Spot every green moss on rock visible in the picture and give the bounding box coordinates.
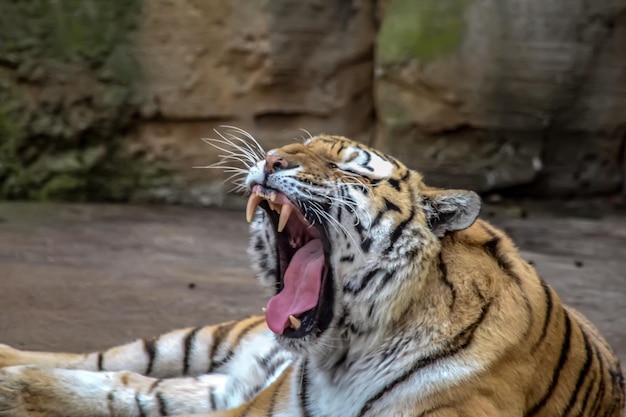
[0,0,170,201]
[378,0,469,63]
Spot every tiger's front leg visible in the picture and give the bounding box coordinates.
[0,366,229,417]
[0,316,268,378]
[0,316,290,417]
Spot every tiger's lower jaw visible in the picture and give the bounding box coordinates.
[251,194,335,340]
[269,246,335,341]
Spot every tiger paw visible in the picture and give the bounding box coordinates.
[0,366,33,417]
[0,366,74,417]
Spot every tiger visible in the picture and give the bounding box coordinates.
[0,131,623,417]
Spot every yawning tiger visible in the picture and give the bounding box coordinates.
[0,131,623,417]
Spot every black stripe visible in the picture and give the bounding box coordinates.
[97,352,104,371]
[340,255,354,262]
[386,177,401,191]
[533,279,553,352]
[383,197,401,213]
[359,298,492,417]
[561,325,593,416]
[359,148,373,171]
[332,350,349,372]
[209,318,265,372]
[267,374,288,416]
[156,392,168,417]
[239,401,255,417]
[344,269,380,295]
[336,198,343,222]
[107,390,115,417]
[481,224,533,336]
[354,219,366,238]
[135,392,147,417]
[481,224,525,284]
[258,346,286,378]
[370,198,402,230]
[482,235,522,285]
[207,321,237,373]
[361,238,372,252]
[576,374,597,417]
[234,317,265,345]
[369,211,385,230]
[383,209,415,254]
[438,253,456,308]
[210,350,235,372]
[525,310,572,417]
[589,344,607,417]
[208,386,217,410]
[183,326,202,375]
[374,271,395,293]
[148,378,163,393]
[298,360,312,417]
[379,336,411,365]
[143,337,158,376]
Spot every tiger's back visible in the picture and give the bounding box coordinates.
[431,219,625,416]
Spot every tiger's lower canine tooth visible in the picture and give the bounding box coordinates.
[277,204,293,232]
[246,194,263,223]
[288,315,301,329]
[269,202,280,212]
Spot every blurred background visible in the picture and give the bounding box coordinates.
[1,0,625,205]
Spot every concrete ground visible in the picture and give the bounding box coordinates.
[0,202,624,367]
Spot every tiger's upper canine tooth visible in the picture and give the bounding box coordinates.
[277,204,293,232]
[246,194,263,223]
[269,193,276,202]
[288,315,301,330]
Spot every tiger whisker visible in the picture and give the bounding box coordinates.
[219,125,266,157]
[203,137,258,168]
[223,131,266,162]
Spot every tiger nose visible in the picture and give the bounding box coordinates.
[265,153,289,173]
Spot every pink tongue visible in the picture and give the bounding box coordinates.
[265,239,324,334]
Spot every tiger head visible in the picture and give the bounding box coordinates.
[211,132,481,358]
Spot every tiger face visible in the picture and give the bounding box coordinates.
[242,135,481,356]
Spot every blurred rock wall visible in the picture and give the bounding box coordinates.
[0,0,624,203]
[376,0,626,196]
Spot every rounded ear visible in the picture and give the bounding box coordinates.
[422,189,481,237]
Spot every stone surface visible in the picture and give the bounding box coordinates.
[0,202,624,367]
[0,0,376,203]
[133,0,376,202]
[0,0,166,201]
[375,0,626,195]
[2,0,626,202]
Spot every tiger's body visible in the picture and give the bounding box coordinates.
[0,132,623,417]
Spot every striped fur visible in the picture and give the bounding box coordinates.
[0,134,623,417]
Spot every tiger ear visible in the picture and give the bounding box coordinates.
[422,189,481,237]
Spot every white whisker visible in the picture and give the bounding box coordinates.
[219,125,266,157]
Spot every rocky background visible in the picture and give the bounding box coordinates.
[1,0,625,204]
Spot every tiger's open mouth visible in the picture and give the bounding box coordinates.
[247,184,334,339]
